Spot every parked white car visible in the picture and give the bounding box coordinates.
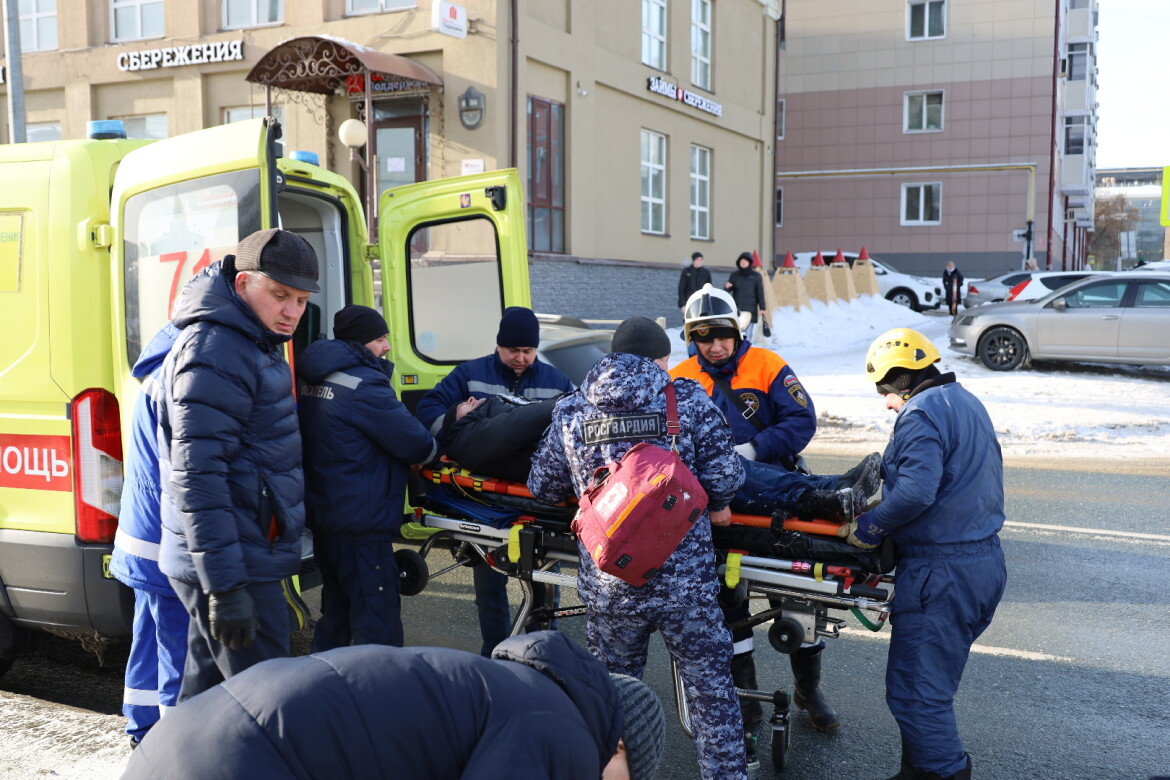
[1002,270,1105,302]
[788,251,943,311]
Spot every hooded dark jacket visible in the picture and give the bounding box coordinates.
[725,261,766,322]
[122,632,622,780]
[678,262,713,307]
[297,339,438,539]
[157,262,304,592]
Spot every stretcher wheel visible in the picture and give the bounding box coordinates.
[771,721,790,771]
[396,549,429,597]
[768,618,805,655]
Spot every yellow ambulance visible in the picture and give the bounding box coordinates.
[0,117,532,676]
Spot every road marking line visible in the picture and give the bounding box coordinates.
[839,627,1074,662]
[1003,520,1170,543]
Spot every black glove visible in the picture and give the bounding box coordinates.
[209,587,257,650]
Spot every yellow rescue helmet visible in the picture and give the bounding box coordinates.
[865,328,940,384]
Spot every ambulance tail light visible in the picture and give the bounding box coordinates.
[71,389,124,544]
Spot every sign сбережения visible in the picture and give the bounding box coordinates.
[646,76,723,117]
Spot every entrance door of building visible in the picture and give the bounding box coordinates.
[374,115,425,197]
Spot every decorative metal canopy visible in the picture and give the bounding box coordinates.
[245,35,442,95]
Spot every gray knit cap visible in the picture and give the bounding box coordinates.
[609,674,666,780]
[611,316,671,361]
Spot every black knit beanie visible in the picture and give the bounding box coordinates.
[334,305,388,344]
[877,365,941,398]
[611,316,671,360]
[496,307,540,348]
[609,674,666,780]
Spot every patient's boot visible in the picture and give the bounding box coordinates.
[790,642,840,732]
[838,451,882,501]
[792,487,861,522]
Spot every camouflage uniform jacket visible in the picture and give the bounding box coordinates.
[528,352,745,613]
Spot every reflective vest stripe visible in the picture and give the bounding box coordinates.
[114,527,160,562]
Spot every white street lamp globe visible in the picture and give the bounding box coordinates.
[339,118,368,149]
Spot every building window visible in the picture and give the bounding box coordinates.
[1068,0,1089,9]
[690,144,711,240]
[776,99,786,140]
[224,105,285,125]
[111,0,164,41]
[641,129,666,235]
[346,0,413,14]
[1064,116,1088,155]
[19,0,57,52]
[907,0,945,40]
[775,187,783,227]
[527,96,566,254]
[642,0,667,70]
[224,0,282,29]
[905,91,944,132]
[691,0,712,91]
[26,122,61,142]
[120,114,169,140]
[901,182,941,225]
[1067,42,1091,81]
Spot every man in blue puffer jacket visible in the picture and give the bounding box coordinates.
[109,323,189,747]
[122,632,666,780]
[297,305,438,650]
[157,228,319,700]
[839,328,1007,780]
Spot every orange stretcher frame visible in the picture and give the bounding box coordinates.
[416,464,847,538]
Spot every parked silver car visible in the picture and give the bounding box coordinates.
[948,273,1170,371]
[963,271,1034,307]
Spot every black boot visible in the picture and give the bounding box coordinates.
[790,642,840,732]
[730,651,764,727]
[921,754,972,780]
[792,487,861,523]
[838,452,882,501]
[883,740,916,779]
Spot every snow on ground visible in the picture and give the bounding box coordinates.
[668,295,1170,461]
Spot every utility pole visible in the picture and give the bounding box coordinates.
[2,0,26,143]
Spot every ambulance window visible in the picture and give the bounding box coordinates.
[406,216,503,363]
[122,169,261,365]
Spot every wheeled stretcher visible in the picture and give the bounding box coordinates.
[399,463,895,773]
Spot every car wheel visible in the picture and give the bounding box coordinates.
[886,288,919,311]
[978,327,1027,371]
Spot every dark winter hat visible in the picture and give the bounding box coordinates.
[334,305,388,344]
[611,316,671,360]
[233,228,320,293]
[691,251,704,261]
[736,251,754,267]
[609,674,666,780]
[496,306,540,348]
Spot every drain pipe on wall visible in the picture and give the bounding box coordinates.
[509,0,518,168]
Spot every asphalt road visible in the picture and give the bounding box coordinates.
[1,453,1168,779]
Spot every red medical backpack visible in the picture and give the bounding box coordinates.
[573,383,709,586]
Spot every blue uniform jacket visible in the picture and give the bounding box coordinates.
[157,262,306,592]
[670,340,816,465]
[855,377,1005,548]
[528,352,745,613]
[122,632,623,780]
[110,324,180,594]
[415,351,573,436]
[297,339,438,539]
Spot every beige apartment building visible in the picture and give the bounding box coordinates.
[1,0,781,277]
[774,0,1099,279]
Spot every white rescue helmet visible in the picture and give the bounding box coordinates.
[683,284,742,343]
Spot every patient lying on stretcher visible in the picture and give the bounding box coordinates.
[436,393,882,523]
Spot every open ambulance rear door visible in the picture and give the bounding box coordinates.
[376,169,531,410]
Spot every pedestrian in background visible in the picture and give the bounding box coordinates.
[158,228,319,699]
[679,251,713,313]
[297,305,438,651]
[109,323,188,748]
[724,252,766,341]
[943,260,964,316]
[840,327,1007,780]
